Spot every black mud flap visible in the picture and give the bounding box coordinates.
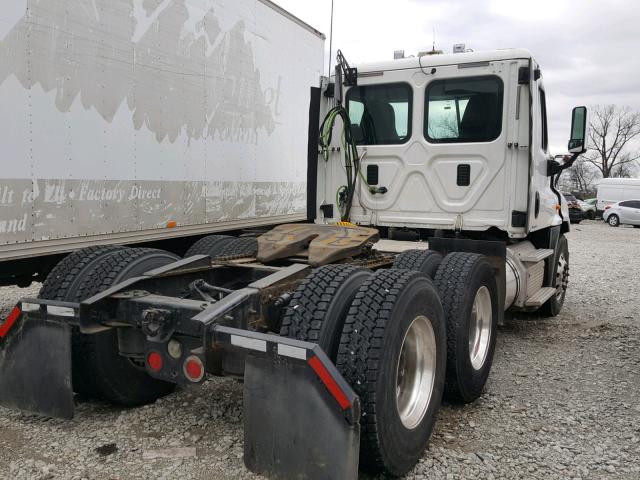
[241,343,360,479]
[244,354,360,479]
[0,306,74,419]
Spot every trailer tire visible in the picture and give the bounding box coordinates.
[71,248,181,406]
[336,269,446,476]
[539,235,569,317]
[433,252,498,404]
[393,249,443,279]
[280,264,372,360]
[184,234,235,258]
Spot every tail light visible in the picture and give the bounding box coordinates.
[183,355,205,382]
[604,205,612,210]
[147,351,164,372]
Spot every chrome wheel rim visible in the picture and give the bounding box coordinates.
[555,252,569,300]
[609,216,618,226]
[469,286,492,371]
[396,315,437,430]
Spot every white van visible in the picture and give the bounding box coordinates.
[596,178,640,212]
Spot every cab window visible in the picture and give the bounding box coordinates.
[539,88,548,151]
[425,76,503,143]
[346,83,412,145]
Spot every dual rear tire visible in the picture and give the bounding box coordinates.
[184,234,258,258]
[283,265,447,475]
[40,246,180,406]
[283,251,499,475]
[394,250,499,403]
[433,253,498,403]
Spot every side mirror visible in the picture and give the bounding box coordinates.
[568,106,588,154]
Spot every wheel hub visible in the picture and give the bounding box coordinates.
[555,253,569,300]
[468,286,492,371]
[395,315,437,430]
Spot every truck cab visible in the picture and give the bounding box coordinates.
[316,49,569,239]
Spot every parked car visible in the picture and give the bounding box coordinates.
[602,200,640,227]
[563,193,584,223]
[578,199,596,219]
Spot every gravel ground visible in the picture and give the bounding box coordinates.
[0,220,638,480]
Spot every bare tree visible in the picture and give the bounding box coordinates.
[610,154,639,178]
[584,105,640,178]
[561,157,599,197]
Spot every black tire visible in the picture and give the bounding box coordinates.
[393,249,443,279]
[39,245,129,395]
[587,211,595,220]
[539,235,569,317]
[336,269,446,476]
[280,264,372,361]
[433,252,498,404]
[70,248,180,406]
[608,214,619,227]
[212,237,258,258]
[184,234,235,257]
[39,245,127,301]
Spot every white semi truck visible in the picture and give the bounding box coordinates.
[0,2,588,479]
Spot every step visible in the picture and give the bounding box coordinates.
[525,287,557,307]
[519,249,554,263]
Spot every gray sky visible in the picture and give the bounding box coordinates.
[275,0,640,153]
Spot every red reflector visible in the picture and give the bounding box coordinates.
[183,356,204,382]
[147,351,163,372]
[308,356,351,410]
[0,306,21,338]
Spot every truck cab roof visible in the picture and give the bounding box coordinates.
[356,48,534,74]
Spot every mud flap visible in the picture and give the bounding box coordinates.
[0,309,74,419]
[243,352,360,479]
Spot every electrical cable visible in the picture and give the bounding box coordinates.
[318,105,364,221]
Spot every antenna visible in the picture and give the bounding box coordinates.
[328,0,334,77]
[432,26,436,52]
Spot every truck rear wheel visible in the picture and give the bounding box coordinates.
[539,234,569,317]
[336,269,446,476]
[39,245,127,301]
[212,237,258,258]
[70,248,180,406]
[434,252,498,404]
[184,234,235,257]
[393,249,443,279]
[280,264,372,360]
[39,245,129,395]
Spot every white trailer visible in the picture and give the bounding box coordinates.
[0,0,324,284]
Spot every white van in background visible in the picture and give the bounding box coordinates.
[596,178,640,213]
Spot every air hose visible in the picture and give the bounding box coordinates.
[319,106,375,221]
